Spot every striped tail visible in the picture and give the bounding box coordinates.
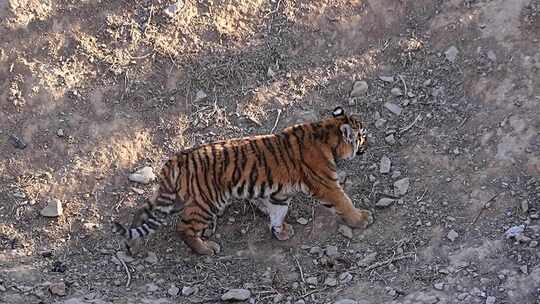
[112,207,168,240]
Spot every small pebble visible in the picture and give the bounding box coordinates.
[445,45,459,62]
[168,285,180,296]
[335,300,357,304]
[391,87,403,96]
[325,245,339,257]
[486,296,496,304]
[57,129,65,137]
[9,134,27,149]
[306,276,318,285]
[384,102,402,115]
[393,178,410,196]
[385,134,396,145]
[374,118,387,129]
[195,89,207,102]
[350,81,369,97]
[447,229,459,242]
[339,272,353,284]
[379,156,391,174]
[145,252,158,264]
[376,198,395,208]
[309,246,322,255]
[182,286,197,296]
[379,76,394,82]
[221,289,251,301]
[297,217,309,225]
[520,265,528,274]
[358,252,377,267]
[164,0,184,18]
[433,283,444,290]
[147,283,159,292]
[324,277,338,287]
[40,199,63,217]
[49,282,67,296]
[338,225,353,239]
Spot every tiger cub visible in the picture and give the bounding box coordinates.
[113,106,373,255]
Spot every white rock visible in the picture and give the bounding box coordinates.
[297,217,309,225]
[384,102,402,115]
[375,118,387,129]
[267,67,276,78]
[358,252,377,267]
[487,50,497,62]
[325,245,339,257]
[324,277,338,287]
[447,229,459,242]
[57,129,65,137]
[338,225,353,239]
[486,296,496,304]
[393,178,410,196]
[445,46,459,62]
[168,285,180,296]
[49,282,66,296]
[128,166,156,184]
[147,283,159,292]
[505,225,525,239]
[339,272,353,284]
[520,265,528,274]
[221,289,251,301]
[379,156,391,174]
[40,199,63,217]
[164,1,184,18]
[350,81,369,97]
[306,276,318,285]
[182,286,197,296]
[390,87,403,96]
[195,89,207,102]
[433,283,444,290]
[145,252,158,264]
[335,299,357,304]
[379,76,394,82]
[376,198,395,208]
[385,134,396,145]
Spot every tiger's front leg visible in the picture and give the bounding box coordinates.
[312,185,373,229]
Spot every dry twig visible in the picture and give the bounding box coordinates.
[364,254,414,272]
[470,192,501,226]
[398,74,408,96]
[399,114,421,134]
[270,109,282,133]
[294,257,305,283]
[118,256,131,288]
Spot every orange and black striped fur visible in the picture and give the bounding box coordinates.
[113,107,373,255]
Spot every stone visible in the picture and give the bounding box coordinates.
[309,246,322,255]
[445,45,459,62]
[350,81,369,97]
[221,289,251,301]
[49,282,67,296]
[40,199,63,217]
[520,265,528,274]
[393,178,410,196]
[375,118,387,129]
[521,200,529,213]
[376,198,395,208]
[182,286,197,296]
[325,245,339,257]
[168,285,180,296]
[57,129,65,137]
[384,102,402,115]
[295,300,305,304]
[338,225,353,239]
[487,50,497,62]
[164,1,184,18]
[358,252,377,267]
[505,225,525,239]
[529,241,538,247]
[273,294,284,303]
[447,229,459,242]
[391,171,401,179]
[9,134,27,149]
[339,272,353,284]
[147,283,159,292]
[423,79,433,87]
[457,293,469,300]
[433,283,444,290]
[385,134,396,145]
[267,67,276,78]
[324,277,338,287]
[379,156,391,173]
[306,276,318,285]
[128,166,156,184]
[131,187,145,194]
[297,217,309,225]
[379,76,394,83]
[486,296,496,304]
[145,252,158,264]
[195,89,207,102]
[335,300,357,304]
[390,87,403,96]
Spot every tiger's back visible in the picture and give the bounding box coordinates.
[113,107,373,255]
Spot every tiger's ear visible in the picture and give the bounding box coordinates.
[332,106,345,117]
[340,124,354,143]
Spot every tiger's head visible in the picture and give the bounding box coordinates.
[330,106,368,160]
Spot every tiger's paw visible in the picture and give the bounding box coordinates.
[271,223,294,241]
[343,209,374,229]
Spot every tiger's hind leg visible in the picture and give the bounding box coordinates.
[176,204,221,255]
[259,198,293,241]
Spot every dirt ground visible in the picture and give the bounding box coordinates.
[1,0,539,303]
